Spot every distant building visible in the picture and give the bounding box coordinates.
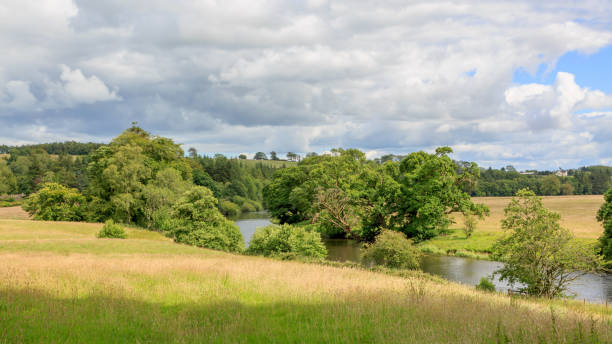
[555,168,568,177]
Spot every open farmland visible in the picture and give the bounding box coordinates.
[424,195,605,255]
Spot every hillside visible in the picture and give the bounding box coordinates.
[421,195,605,257]
[1,214,611,342]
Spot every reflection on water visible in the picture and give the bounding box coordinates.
[234,213,612,303]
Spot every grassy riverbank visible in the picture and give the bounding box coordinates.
[2,214,612,343]
[422,195,605,259]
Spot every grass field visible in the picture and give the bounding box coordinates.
[2,212,612,342]
[423,195,605,257]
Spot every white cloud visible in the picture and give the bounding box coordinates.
[0,0,612,169]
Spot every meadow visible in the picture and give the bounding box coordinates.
[423,195,605,257]
[1,207,612,343]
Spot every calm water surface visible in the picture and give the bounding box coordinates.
[234,213,612,303]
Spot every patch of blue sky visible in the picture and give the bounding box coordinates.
[513,44,612,93]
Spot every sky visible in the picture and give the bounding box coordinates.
[1,0,612,170]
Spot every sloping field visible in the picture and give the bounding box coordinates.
[1,218,612,343]
[237,158,298,168]
[426,195,605,255]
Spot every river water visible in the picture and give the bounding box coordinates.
[234,212,612,303]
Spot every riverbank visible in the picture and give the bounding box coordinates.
[2,218,612,342]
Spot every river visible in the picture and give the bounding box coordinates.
[234,212,612,304]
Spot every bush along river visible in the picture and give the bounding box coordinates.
[234,212,612,304]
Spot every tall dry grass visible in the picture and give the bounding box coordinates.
[1,218,612,342]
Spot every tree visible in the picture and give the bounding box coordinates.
[188,147,198,159]
[462,211,477,239]
[238,154,247,160]
[254,152,267,160]
[492,189,600,298]
[0,161,17,195]
[286,152,297,161]
[597,187,612,261]
[23,182,86,221]
[540,174,561,195]
[269,151,279,160]
[389,147,488,241]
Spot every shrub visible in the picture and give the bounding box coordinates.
[97,220,127,239]
[22,183,85,221]
[169,187,244,253]
[219,199,241,217]
[361,230,421,270]
[247,224,327,258]
[476,277,496,292]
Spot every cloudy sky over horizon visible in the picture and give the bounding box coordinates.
[2,0,612,170]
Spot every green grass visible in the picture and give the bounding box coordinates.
[2,218,612,343]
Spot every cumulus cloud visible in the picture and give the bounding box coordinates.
[0,0,612,169]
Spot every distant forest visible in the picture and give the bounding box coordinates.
[1,142,611,201]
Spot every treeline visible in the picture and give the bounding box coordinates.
[0,150,90,195]
[472,165,612,196]
[0,134,275,217]
[189,154,278,216]
[0,141,104,155]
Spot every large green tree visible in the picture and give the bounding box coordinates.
[492,189,600,298]
[86,126,192,226]
[388,147,488,241]
[0,161,17,195]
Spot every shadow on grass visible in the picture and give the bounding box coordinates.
[0,287,610,343]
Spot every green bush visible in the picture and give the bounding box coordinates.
[22,183,85,221]
[169,187,244,253]
[361,230,421,270]
[219,199,241,217]
[476,277,496,292]
[97,220,127,239]
[247,224,327,258]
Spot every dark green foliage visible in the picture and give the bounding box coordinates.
[390,147,488,241]
[473,165,612,196]
[264,147,487,243]
[23,183,85,221]
[361,230,421,270]
[597,188,612,260]
[97,220,127,239]
[476,277,496,292]
[0,161,17,195]
[492,189,601,298]
[0,141,103,155]
[247,224,327,258]
[166,186,244,253]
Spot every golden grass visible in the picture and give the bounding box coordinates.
[1,219,612,342]
[468,195,605,239]
[0,206,30,220]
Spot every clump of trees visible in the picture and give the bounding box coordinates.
[492,189,601,298]
[246,224,327,259]
[23,126,244,253]
[264,147,488,243]
[361,230,421,270]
